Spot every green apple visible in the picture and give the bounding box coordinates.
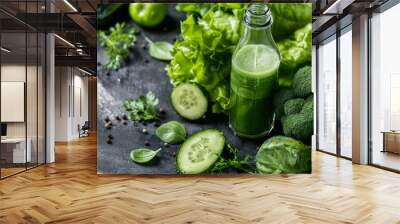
[129,3,167,28]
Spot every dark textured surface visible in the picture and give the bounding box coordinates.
[97,5,263,174]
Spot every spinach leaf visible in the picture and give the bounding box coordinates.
[130,148,161,164]
[98,22,138,71]
[122,91,159,121]
[145,37,173,61]
[155,121,186,144]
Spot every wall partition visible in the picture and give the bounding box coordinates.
[0,2,47,179]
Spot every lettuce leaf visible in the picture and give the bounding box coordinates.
[277,23,312,87]
[269,3,312,41]
[167,4,246,114]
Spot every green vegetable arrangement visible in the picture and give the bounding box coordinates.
[98,22,138,71]
[100,3,314,175]
[167,3,247,114]
[167,3,312,113]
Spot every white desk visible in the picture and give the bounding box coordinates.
[1,138,31,163]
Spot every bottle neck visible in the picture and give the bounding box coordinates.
[241,3,274,45]
[244,3,272,29]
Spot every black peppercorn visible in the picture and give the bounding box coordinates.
[144,140,150,146]
[115,116,121,121]
[159,107,166,114]
[104,116,110,123]
[122,114,128,120]
[105,122,112,129]
[106,139,113,144]
[122,121,128,125]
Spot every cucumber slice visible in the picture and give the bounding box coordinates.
[171,83,208,120]
[177,129,225,174]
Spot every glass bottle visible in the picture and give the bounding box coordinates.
[229,3,281,138]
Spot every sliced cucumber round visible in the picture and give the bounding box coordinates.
[171,83,208,120]
[177,129,225,174]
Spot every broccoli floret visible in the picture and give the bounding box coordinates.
[282,94,314,144]
[273,88,295,120]
[305,94,313,103]
[301,95,314,118]
[282,113,313,144]
[292,66,312,97]
[284,98,304,115]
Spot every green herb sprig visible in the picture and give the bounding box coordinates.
[210,144,254,173]
[98,22,138,71]
[122,91,159,122]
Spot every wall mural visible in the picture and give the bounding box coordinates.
[97,3,313,175]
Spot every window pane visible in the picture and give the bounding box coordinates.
[318,36,337,154]
[371,3,400,171]
[340,28,352,158]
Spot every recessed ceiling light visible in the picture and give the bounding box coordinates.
[54,34,75,48]
[63,0,78,12]
[78,67,92,76]
[1,47,11,53]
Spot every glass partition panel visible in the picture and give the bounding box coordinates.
[1,31,27,177]
[317,36,337,154]
[339,27,352,158]
[27,30,38,169]
[38,32,45,165]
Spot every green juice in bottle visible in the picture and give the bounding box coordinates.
[229,4,280,138]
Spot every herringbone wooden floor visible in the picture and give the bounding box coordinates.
[1,135,400,224]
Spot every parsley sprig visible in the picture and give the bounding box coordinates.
[210,144,254,173]
[98,22,138,71]
[122,91,159,122]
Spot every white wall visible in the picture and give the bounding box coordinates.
[54,67,89,141]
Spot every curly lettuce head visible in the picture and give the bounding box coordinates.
[167,4,246,114]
